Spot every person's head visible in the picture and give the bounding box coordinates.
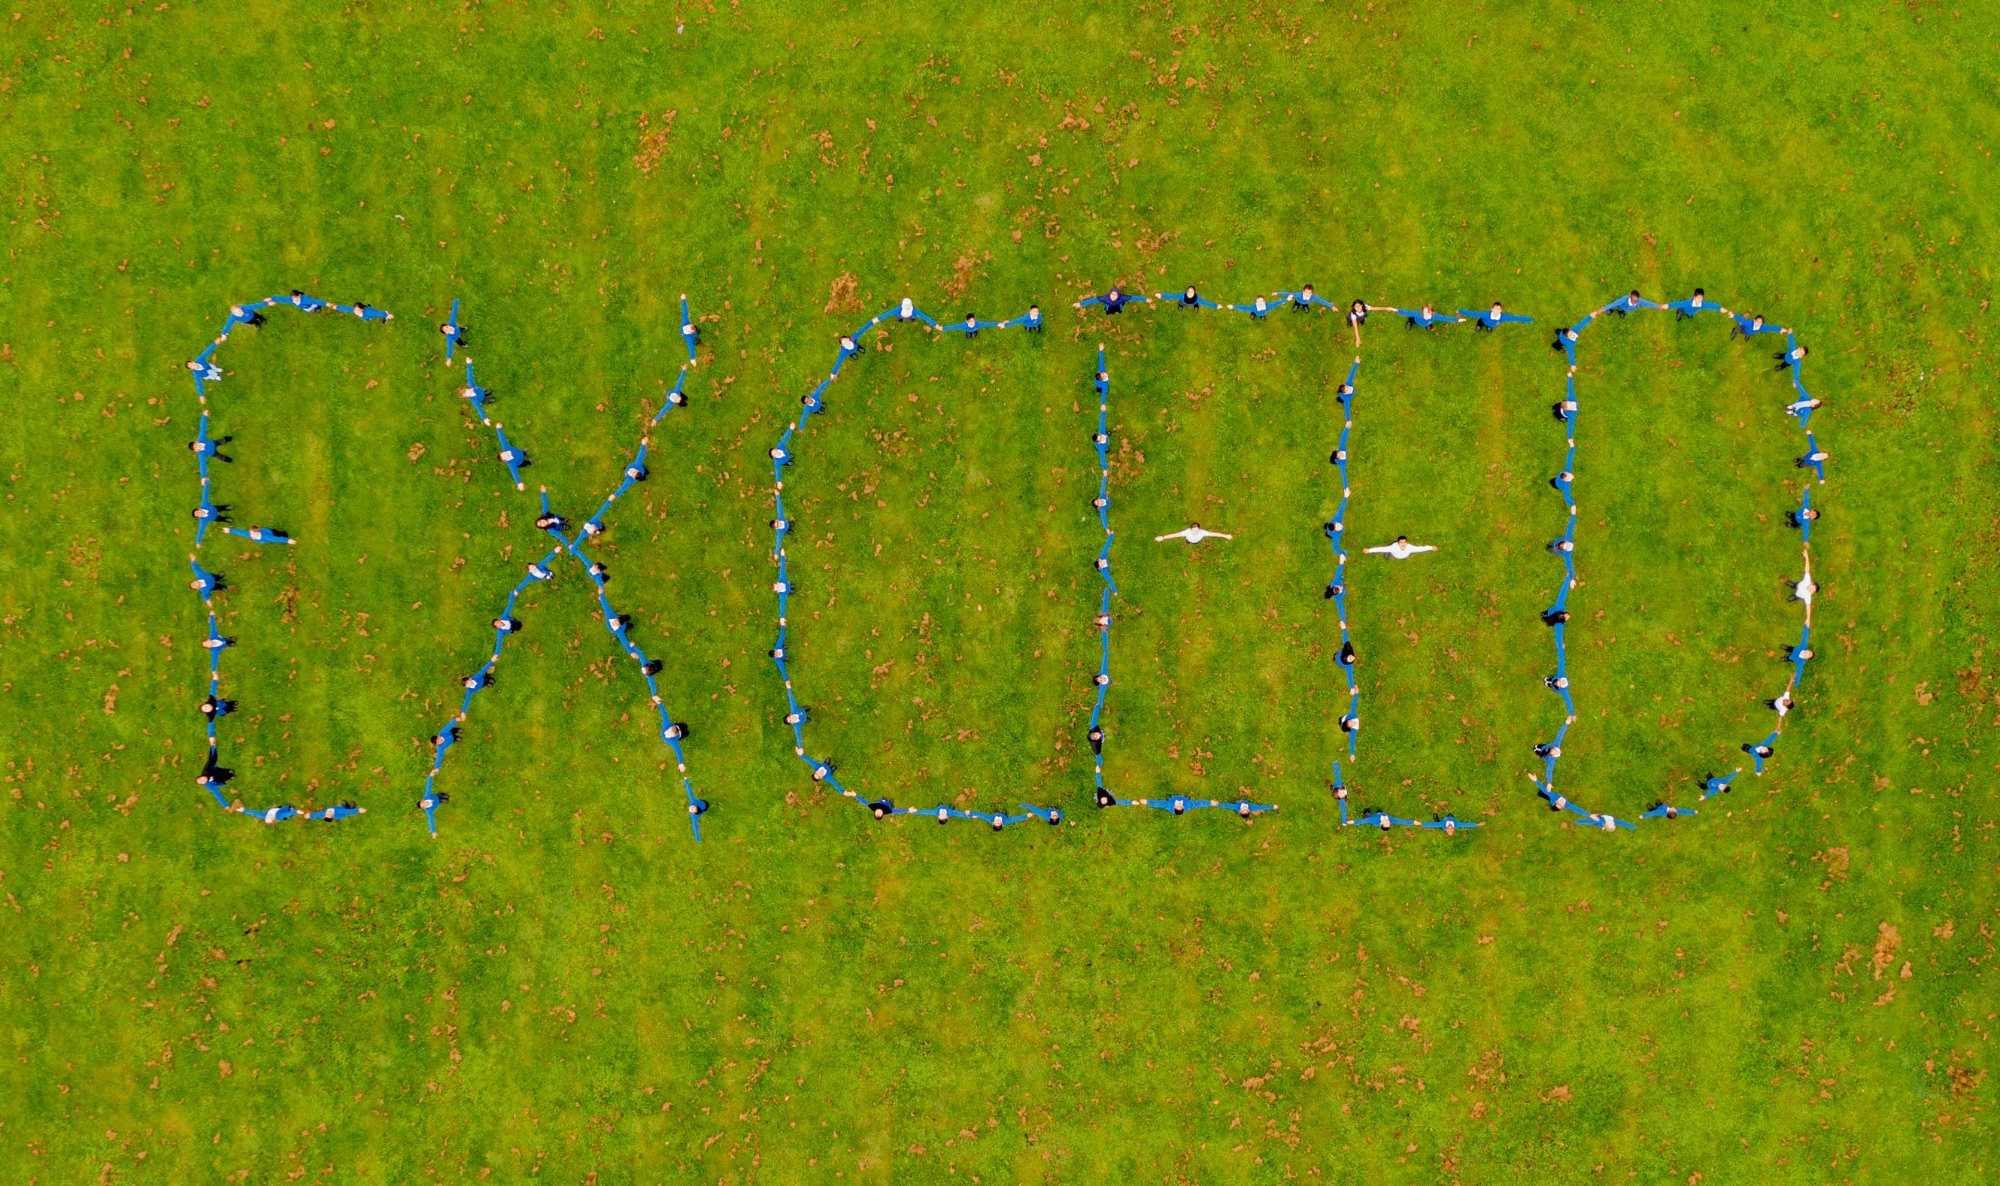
[770,447,785,459]
[1334,783,1348,800]
[1751,314,1764,327]
[1184,286,1197,300]
[1444,819,1457,835]
[1096,787,1115,807]
[989,814,1005,831]
[1089,726,1103,743]
[1628,289,1641,302]
[185,359,201,372]
[1395,535,1409,544]
[188,578,203,590]
[1172,798,1186,815]
[1796,345,1809,357]
[1092,496,1108,509]
[1189,522,1201,532]
[1421,303,1434,315]
[439,322,454,335]
[1094,673,1110,686]
[1107,286,1121,299]
[1490,302,1504,315]
[1028,303,1040,317]
[964,313,977,326]
[772,517,788,530]
[1802,508,1819,521]
[1692,287,1705,300]
[1047,808,1063,825]
[1096,370,1108,383]
[1799,647,1814,660]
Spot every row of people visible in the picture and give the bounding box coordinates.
[1322,360,1364,758]
[1074,284,1534,341]
[1085,345,1122,810]
[1330,763,1480,836]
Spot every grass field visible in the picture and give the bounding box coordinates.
[3,2,1997,1181]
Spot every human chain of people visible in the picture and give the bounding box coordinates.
[1527,290,1826,833]
[182,292,709,836]
[767,299,1067,831]
[764,286,1519,833]
[181,278,1823,840]
[1323,358,1363,760]
[418,297,708,838]
[183,293,391,826]
[1330,761,1481,835]
[1073,286,1532,830]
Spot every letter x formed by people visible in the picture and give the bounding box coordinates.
[183,292,708,839]
[424,296,709,839]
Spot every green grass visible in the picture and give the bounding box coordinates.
[2,2,1997,1181]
